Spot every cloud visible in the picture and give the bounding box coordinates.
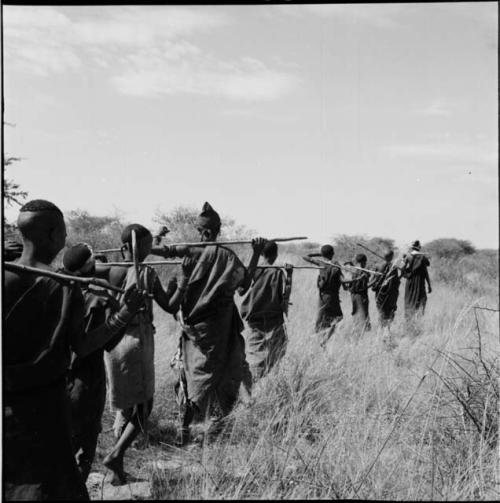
[3,6,298,101]
[274,4,406,29]
[110,50,298,101]
[72,7,230,47]
[4,7,81,75]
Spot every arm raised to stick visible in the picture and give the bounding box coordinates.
[151,257,196,315]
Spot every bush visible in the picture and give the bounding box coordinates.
[424,238,476,259]
[279,241,321,257]
[332,235,396,264]
[65,209,127,251]
[153,205,255,244]
[429,251,498,297]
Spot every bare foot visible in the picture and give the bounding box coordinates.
[103,453,127,486]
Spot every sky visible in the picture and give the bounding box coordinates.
[3,3,498,249]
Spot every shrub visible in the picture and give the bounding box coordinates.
[424,238,476,259]
[65,209,127,251]
[153,205,254,245]
[332,235,396,264]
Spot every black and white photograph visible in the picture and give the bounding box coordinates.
[2,2,499,500]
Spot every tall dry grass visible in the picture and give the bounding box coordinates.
[143,250,499,500]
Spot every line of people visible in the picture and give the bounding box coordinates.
[2,199,431,501]
[3,200,272,499]
[303,242,432,347]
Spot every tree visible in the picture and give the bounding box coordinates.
[423,238,476,259]
[3,154,28,237]
[4,156,27,207]
[332,234,396,263]
[153,205,254,243]
[65,209,126,250]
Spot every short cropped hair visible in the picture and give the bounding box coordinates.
[63,243,92,272]
[321,245,334,258]
[355,253,367,263]
[20,199,62,214]
[262,241,278,259]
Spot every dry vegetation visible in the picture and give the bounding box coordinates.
[90,240,499,500]
[32,209,497,499]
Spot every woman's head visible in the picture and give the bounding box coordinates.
[121,224,153,261]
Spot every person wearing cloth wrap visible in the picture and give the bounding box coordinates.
[401,240,432,320]
[343,253,372,332]
[62,243,146,482]
[3,200,108,500]
[153,202,265,444]
[239,241,292,381]
[95,224,187,485]
[370,250,401,329]
[303,245,343,346]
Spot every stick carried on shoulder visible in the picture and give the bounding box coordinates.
[3,261,126,294]
[163,236,308,247]
[258,264,322,270]
[102,260,183,267]
[103,261,321,270]
[96,236,308,254]
[356,243,385,261]
[306,256,384,276]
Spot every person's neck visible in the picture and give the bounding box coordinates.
[124,252,147,262]
[18,244,55,269]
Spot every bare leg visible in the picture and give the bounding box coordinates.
[103,402,151,485]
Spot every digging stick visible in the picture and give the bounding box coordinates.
[3,261,126,294]
[96,236,308,254]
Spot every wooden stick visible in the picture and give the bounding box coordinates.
[3,262,125,294]
[356,242,385,261]
[165,236,308,247]
[96,236,308,254]
[311,257,383,276]
[95,248,123,254]
[131,230,143,291]
[258,265,322,270]
[103,261,183,266]
[103,261,321,270]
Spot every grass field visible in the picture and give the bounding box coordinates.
[94,249,499,500]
